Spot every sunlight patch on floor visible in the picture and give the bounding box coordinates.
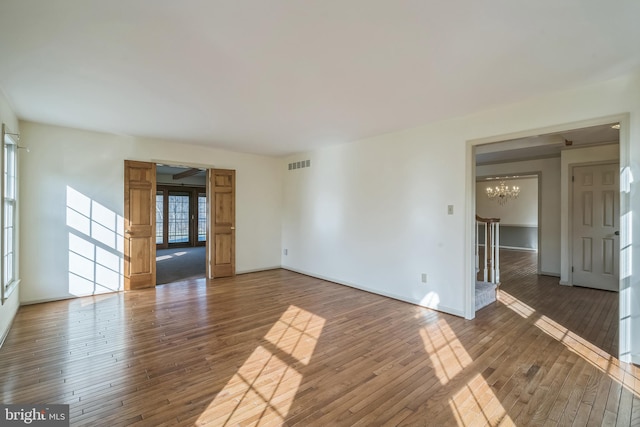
[420,319,473,384]
[499,290,535,318]
[502,290,640,398]
[196,305,325,426]
[448,374,515,426]
[156,251,188,262]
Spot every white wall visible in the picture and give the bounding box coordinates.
[0,90,19,345]
[281,71,640,365]
[283,135,467,315]
[477,159,560,275]
[476,177,538,226]
[19,121,283,303]
[560,144,620,285]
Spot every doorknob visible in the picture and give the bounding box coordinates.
[614,231,620,236]
[230,227,235,230]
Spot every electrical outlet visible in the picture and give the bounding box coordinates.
[283,248,288,256]
[421,273,427,283]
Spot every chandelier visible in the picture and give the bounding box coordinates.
[486,181,520,205]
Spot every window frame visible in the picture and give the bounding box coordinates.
[1,124,18,304]
[155,185,206,249]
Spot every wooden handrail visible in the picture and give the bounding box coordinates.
[475,214,501,223]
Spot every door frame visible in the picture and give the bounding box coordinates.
[568,160,620,289]
[465,113,630,363]
[127,160,237,286]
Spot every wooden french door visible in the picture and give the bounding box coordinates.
[571,163,619,291]
[124,160,156,290]
[207,169,236,278]
[126,162,235,285]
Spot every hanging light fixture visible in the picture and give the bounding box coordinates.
[486,180,520,205]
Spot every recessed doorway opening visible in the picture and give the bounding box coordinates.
[156,165,207,285]
[470,119,623,357]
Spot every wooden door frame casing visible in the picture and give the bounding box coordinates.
[206,170,211,280]
[568,160,620,288]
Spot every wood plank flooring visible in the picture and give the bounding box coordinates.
[1,251,638,426]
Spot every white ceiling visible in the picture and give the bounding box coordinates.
[0,1,639,157]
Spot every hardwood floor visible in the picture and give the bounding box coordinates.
[1,251,638,426]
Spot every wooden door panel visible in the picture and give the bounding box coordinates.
[215,173,232,187]
[130,238,151,275]
[130,189,151,224]
[124,160,156,290]
[208,169,235,278]
[215,234,232,264]
[215,193,234,224]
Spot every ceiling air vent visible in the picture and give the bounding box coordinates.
[288,159,311,171]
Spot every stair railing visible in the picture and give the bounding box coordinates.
[476,215,500,284]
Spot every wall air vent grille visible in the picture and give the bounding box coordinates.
[288,159,311,171]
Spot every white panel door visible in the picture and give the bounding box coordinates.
[571,163,619,291]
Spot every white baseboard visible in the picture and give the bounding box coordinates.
[22,267,284,305]
[282,266,465,318]
[539,271,561,278]
[236,266,282,275]
[477,244,537,252]
[21,293,109,306]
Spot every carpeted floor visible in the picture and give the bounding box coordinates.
[156,246,205,284]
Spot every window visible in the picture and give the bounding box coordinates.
[155,186,206,248]
[168,192,190,244]
[1,124,18,303]
[198,193,207,242]
[156,191,164,244]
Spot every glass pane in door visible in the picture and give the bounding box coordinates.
[198,194,207,242]
[156,191,164,244]
[168,192,190,244]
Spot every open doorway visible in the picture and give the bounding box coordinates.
[472,122,621,314]
[155,165,207,285]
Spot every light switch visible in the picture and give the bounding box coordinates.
[447,205,454,215]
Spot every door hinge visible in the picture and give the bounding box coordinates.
[572,176,575,182]
[571,266,574,272]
